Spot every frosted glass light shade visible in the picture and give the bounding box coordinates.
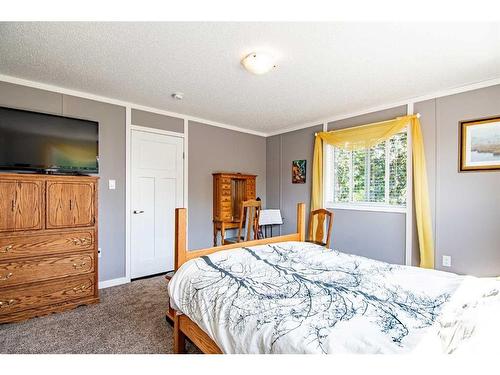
[241,52,277,75]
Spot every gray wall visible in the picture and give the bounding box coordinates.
[266,135,281,211]
[414,85,500,276]
[0,81,62,114]
[327,106,407,130]
[131,109,184,134]
[62,95,126,281]
[332,210,406,264]
[267,125,322,235]
[188,121,267,250]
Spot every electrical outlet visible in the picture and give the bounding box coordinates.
[98,247,102,258]
[108,179,116,190]
[442,255,451,267]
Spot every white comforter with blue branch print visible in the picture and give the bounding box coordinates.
[168,241,499,354]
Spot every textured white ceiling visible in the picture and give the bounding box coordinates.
[1,22,499,134]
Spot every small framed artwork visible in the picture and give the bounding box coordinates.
[460,116,500,171]
[292,160,306,183]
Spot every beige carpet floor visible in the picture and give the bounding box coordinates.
[0,276,200,354]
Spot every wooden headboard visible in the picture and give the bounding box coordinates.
[174,203,306,270]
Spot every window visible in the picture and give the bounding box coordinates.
[325,132,407,211]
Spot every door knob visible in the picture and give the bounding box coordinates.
[133,210,145,214]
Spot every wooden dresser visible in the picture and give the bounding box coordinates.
[212,172,256,246]
[0,173,99,323]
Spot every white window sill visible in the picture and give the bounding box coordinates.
[325,203,407,214]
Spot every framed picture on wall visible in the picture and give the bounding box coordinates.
[292,160,306,183]
[460,116,500,171]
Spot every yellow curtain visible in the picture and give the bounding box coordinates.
[312,115,434,268]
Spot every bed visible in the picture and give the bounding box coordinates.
[169,203,500,354]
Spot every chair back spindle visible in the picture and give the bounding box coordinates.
[225,199,261,244]
[307,208,334,248]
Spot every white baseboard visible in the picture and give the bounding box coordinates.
[98,277,130,289]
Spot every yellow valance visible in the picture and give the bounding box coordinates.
[312,115,434,269]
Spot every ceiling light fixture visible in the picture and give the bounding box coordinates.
[172,92,184,100]
[241,52,277,75]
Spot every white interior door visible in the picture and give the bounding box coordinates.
[131,129,184,279]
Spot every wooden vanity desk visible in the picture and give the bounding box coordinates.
[212,173,256,246]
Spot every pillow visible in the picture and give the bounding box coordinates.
[436,277,500,354]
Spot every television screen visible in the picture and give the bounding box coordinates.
[0,106,99,174]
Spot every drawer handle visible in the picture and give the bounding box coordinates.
[1,245,13,253]
[72,262,87,269]
[73,238,91,246]
[0,272,13,281]
[73,284,88,292]
[0,299,16,308]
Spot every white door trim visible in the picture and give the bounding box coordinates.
[125,107,132,283]
[183,119,189,247]
[125,123,187,282]
[130,124,185,138]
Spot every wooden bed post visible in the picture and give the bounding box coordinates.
[297,203,306,241]
[173,313,186,354]
[175,208,187,271]
[173,208,187,353]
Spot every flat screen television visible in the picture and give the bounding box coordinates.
[0,106,99,174]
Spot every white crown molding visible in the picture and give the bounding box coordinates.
[2,73,500,138]
[266,76,500,137]
[266,121,327,137]
[0,74,268,137]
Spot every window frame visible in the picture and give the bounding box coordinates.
[324,131,408,214]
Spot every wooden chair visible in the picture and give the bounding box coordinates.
[307,208,334,248]
[223,199,261,244]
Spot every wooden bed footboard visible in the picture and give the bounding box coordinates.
[172,202,306,354]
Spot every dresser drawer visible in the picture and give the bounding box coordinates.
[0,275,94,315]
[246,187,256,198]
[221,189,231,197]
[220,195,231,203]
[221,201,232,209]
[0,230,95,260]
[0,252,94,288]
[221,211,232,220]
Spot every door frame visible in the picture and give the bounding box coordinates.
[125,119,187,283]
